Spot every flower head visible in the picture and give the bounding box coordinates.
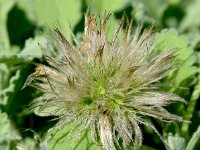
[26,13,185,150]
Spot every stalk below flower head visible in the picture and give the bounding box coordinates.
[25,13,185,150]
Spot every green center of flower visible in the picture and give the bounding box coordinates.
[82,97,93,105]
[98,86,106,95]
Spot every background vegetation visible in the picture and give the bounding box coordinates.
[0,0,200,149]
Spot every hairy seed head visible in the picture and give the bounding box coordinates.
[25,13,185,150]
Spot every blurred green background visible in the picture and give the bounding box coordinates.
[1,0,200,149]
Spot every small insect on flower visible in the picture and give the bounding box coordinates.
[25,12,186,150]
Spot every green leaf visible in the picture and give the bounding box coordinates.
[0,0,15,52]
[186,125,200,150]
[17,138,36,150]
[179,0,200,31]
[181,53,200,137]
[0,64,20,105]
[18,36,47,59]
[132,0,167,24]
[155,29,192,60]
[0,112,10,149]
[0,112,21,150]
[166,133,186,150]
[47,121,102,150]
[141,145,156,150]
[16,137,48,150]
[155,29,197,86]
[16,0,81,41]
[174,56,197,86]
[87,0,126,14]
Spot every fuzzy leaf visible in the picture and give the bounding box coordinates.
[87,0,126,14]
[16,0,81,41]
[16,137,48,150]
[0,112,21,149]
[174,56,197,86]
[0,112,10,149]
[181,53,200,136]
[155,29,192,60]
[18,36,47,59]
[186,125,200,150]
[132,0,167,22]
[179,0,200,31]
[47,121,101,150]
[155,29,197,86]
[0,0,15,52]
[0,64,20,105]
[166,133,186,150]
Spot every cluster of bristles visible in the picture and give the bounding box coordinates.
[25,13,185,150]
